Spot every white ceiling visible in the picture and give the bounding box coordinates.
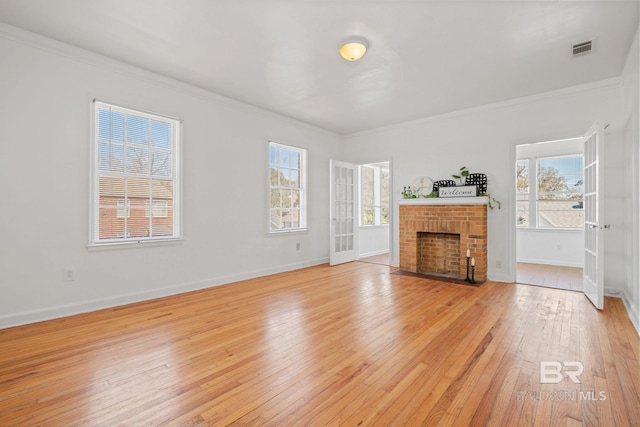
[0,0,638,135]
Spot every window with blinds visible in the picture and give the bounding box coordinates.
[90,101,181,244]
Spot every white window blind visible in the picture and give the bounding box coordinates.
[91,101,181,244]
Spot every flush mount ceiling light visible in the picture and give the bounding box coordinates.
[338,36,369,61]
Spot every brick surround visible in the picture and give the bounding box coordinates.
[399,202,487,282]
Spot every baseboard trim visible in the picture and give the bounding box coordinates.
[621,288,640,336]
[0,257,329,330]
[517,258,584,268]
[488,272,511,283]
[359,250,389,258]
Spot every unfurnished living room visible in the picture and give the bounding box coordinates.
[1,1,639,425]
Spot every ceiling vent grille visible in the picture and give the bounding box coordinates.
[572,41,592,57]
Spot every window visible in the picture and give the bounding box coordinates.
[269,141,306,233]
[537,156,584,228]
[91,101,181,244]
[516,160,529,226]
[516,155,583,229]
[360,164,389,226]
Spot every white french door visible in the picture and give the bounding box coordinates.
[583,123,605,310]
[330,160,358,265]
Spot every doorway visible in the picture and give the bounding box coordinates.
[357,161,391,266]
[515,138,585,291]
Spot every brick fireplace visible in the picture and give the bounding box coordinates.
[399,199,488,282]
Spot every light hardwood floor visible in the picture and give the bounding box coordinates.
[1,262,638,425]
[517,262,584,292]
[358,253,390,266]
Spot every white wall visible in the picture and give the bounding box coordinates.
[0,25,341,328]
[604,131,632,295]
[516,230,584,267]
[358,226,390,258]
[620,25,640,334]
[342,80,622,283]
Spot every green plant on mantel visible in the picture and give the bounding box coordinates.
[452,166,469,185]
[480,192,501,210]
[450,165,502,210]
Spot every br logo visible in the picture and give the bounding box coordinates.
[540,361,584,384]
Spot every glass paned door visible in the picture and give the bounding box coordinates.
[330,160,358,265]
[583,123,605,310]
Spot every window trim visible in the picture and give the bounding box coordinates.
[267,141,308,235]
[89,99,182,247]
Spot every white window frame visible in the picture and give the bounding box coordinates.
[268,141,307,234]
[359,164,390,227]
[90,100,182,246]
[515,159,529,227]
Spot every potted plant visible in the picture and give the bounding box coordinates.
[452,166,469,186]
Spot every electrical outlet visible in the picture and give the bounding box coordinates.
[495,260,502,269]
[63,268,75,282]
[296,243,300,251]
[556,244,562,251]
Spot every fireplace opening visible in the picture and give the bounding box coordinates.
[417,232,461,278]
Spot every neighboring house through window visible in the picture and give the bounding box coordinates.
[146,200,168,218]
[516,155,584,229]
[90,101,181,244]
[116,199,130,218]
[269,141,307,233]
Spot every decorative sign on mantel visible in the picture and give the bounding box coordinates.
[438,185,478,198]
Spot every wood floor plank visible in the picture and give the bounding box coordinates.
[0,262,638,425]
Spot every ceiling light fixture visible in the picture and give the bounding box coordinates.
[339,36,369,61]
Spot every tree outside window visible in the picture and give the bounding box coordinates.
[516,155,583,229]
[360,164,389,226]
[91,101,180,244]
[269,142,307,233]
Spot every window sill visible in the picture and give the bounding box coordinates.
[268,228,308,237]
[359,224,390,229]
[87,237,184,251]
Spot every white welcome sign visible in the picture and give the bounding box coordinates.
[438,185,477,198]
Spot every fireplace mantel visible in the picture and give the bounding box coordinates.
[399,199,488,282]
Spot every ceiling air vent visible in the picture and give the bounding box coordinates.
[572,41,592,57]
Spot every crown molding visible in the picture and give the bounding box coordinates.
[0,22,340,138]
[344,76,622,139]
